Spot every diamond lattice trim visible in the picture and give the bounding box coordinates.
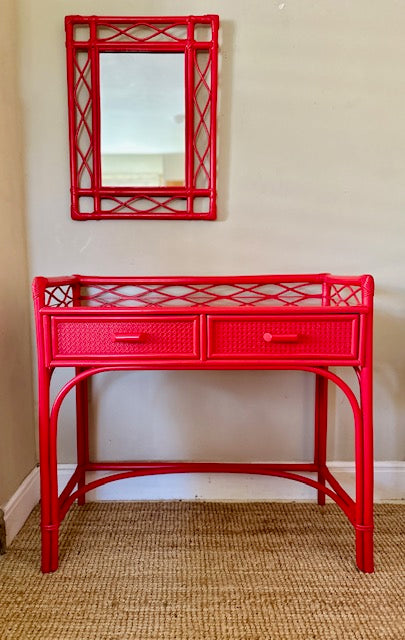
[43,281,366,309]
[329,285,363,307]
[99,196,188,215]
[78,283,324,308]
[45,286,74,308]
[73,53,93,189]
[193,50,212,188]
[96,22,188,43]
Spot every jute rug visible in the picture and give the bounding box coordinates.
[0,502,404,639]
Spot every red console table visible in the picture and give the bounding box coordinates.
[32,273,374,573]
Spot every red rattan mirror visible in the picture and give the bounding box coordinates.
[65,15,219,220]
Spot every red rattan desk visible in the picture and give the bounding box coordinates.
[33,273,374,573]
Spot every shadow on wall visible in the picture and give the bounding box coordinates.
[216,19,234,223]
[373,287,405,460]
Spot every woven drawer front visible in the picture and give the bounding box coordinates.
[207,315,359,359]
[51,316,199,359]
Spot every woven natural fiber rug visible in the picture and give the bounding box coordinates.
[0,502,404,640]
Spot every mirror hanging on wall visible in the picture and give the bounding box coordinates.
[65,14,219,220]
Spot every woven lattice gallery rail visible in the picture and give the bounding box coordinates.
[40,273,370,308]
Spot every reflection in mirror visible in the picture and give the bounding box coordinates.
[100,52,185,187]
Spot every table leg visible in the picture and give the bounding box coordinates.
[75,368,89,506]
[314,372,328,505]
[38,367,59,573]
[355,364,374,573]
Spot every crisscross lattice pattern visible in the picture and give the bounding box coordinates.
[73,52,93,190]
[329,284,363,307]
[193,50,212,190]
[96,22,188,43]
[45,286,74,308]
[79,282,324,308]
[98,196,188,216]
[43,279,366,309]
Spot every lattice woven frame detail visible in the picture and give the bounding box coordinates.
[65,15,219,220]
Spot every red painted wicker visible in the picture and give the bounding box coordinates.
[33,273,374,573]
[65,15,219,220]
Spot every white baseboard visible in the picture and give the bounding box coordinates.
[1,466,40,546]
[3,462,405,546]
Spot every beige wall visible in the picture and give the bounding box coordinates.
[0,0,36,505]
[18,1,405,467]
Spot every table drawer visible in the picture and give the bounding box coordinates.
[50,315,200,361]
[207,315,359,360]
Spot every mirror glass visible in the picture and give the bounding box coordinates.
[100,52,185,187]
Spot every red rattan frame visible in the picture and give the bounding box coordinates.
[65,15,219,220]
[32,274,374,573]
